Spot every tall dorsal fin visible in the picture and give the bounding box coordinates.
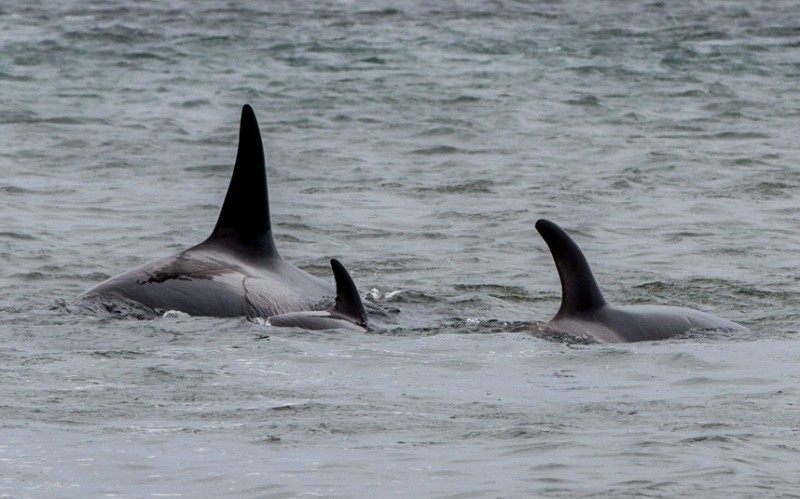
[208,104,279,257]
[331,259,367,327]
[535,219,606,316]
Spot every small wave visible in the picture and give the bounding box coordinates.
[176,98,212,109]
[0,114,111,126]
[163,310,191,319]
[64,24,162,44]
[443,95,481,104]
[0,231,35,240]
[374,289,437,305]
[414,126,465,138]
[90,350,145,359]
[356,8,402,18]
[454,283,530,301]
[359,56,386,65]
[424,179,496,194]
[707,131,771,140]
[0,184,32,194]
[563,94,602,107]
[125,51,171,61]
[0,71,34,82]
[410,145,462,155]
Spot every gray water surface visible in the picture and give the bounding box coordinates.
[2,1,800,497]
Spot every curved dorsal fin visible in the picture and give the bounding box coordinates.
[331,259,367,327]
[535,219,606,316]
[208,104,279,258]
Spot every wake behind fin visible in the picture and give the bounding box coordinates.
[331,259,367,327]
[208,104,279,257]
[535,219,606,316]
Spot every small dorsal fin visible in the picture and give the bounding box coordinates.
[208,104,279,257]
[331,259,367,327]
[535,219,606,316]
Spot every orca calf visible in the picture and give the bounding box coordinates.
[73,105,335,319]
[535,219,747,343]
[269,259,368,332]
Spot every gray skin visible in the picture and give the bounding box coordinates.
[535,219,748,343]
[72,105,335,319]
[269,259,368,332]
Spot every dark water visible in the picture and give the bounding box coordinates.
[1,0,800,496]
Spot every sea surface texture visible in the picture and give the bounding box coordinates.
[2,0,800,497]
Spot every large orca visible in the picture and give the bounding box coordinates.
[268,259,368,332]
[72,104,335,319]
[535,219,747,343]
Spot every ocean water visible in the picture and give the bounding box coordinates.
[1,0,799,496]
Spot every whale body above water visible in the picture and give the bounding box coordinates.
[73,105,335,319]
[535,219,747,343]
[269,259,368,332]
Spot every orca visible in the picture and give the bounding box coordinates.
[268,259,368,332]
[535,219,748,343]
[72,104,335,319]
